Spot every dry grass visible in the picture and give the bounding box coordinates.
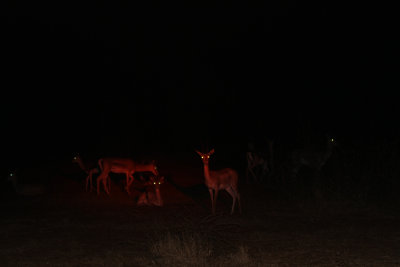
[149,231,259,267]
[150,232,212,266]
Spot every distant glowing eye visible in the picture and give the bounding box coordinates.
[331,138,334,142]
[201,156,204,159]
[158,182,161,184]
[207,156,210,158]
[153,182,156,185]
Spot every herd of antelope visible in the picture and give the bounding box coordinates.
[72,155,164,207]
[72,151,242,214]
[6,135,337,215]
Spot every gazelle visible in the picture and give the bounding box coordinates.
[72,154,110,193]
[290,135,337,179]
[196,149,241,215]
[96,157,159,195]
[246,151,269,183]
[137,175,165,207]
[7,171,46,196]
[245,138,274,183]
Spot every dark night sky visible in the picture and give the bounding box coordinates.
[1,1,398,165]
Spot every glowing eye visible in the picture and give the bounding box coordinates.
[153,182,156,185]
[331,138,334,142]
[158,182,161,184]
[201,156,204,159]
[207,156,210,158]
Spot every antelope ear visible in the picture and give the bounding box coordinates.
[195,150,202,156]
[209,148,215,155]
[159,176,165,183]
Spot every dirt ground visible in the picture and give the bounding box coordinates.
[1,154,400,266]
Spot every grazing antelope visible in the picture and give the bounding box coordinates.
[196,149,241,215]
[96,157,159,195]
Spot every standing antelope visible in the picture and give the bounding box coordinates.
[290,135,337,179]
[72,154,110,193]
[196,149,241,215]
[96,157,159,195]
[246,151,269,183]
[245,138,274,183]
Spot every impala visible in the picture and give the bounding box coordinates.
[196,149,241,215]
[96,157,159,195]
[246,151,269,183]
[72,154,110,193]
[245,138,274,183]
[137,175,165,207]
[290,135,337,179]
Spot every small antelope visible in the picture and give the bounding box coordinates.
[137,175,165,207]
[72,154,105,192]
[196,149,241,215]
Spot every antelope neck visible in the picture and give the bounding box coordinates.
[203,162,212,181]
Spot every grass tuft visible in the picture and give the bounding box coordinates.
[150,232,212,266]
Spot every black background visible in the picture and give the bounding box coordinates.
[2,1,398,167]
